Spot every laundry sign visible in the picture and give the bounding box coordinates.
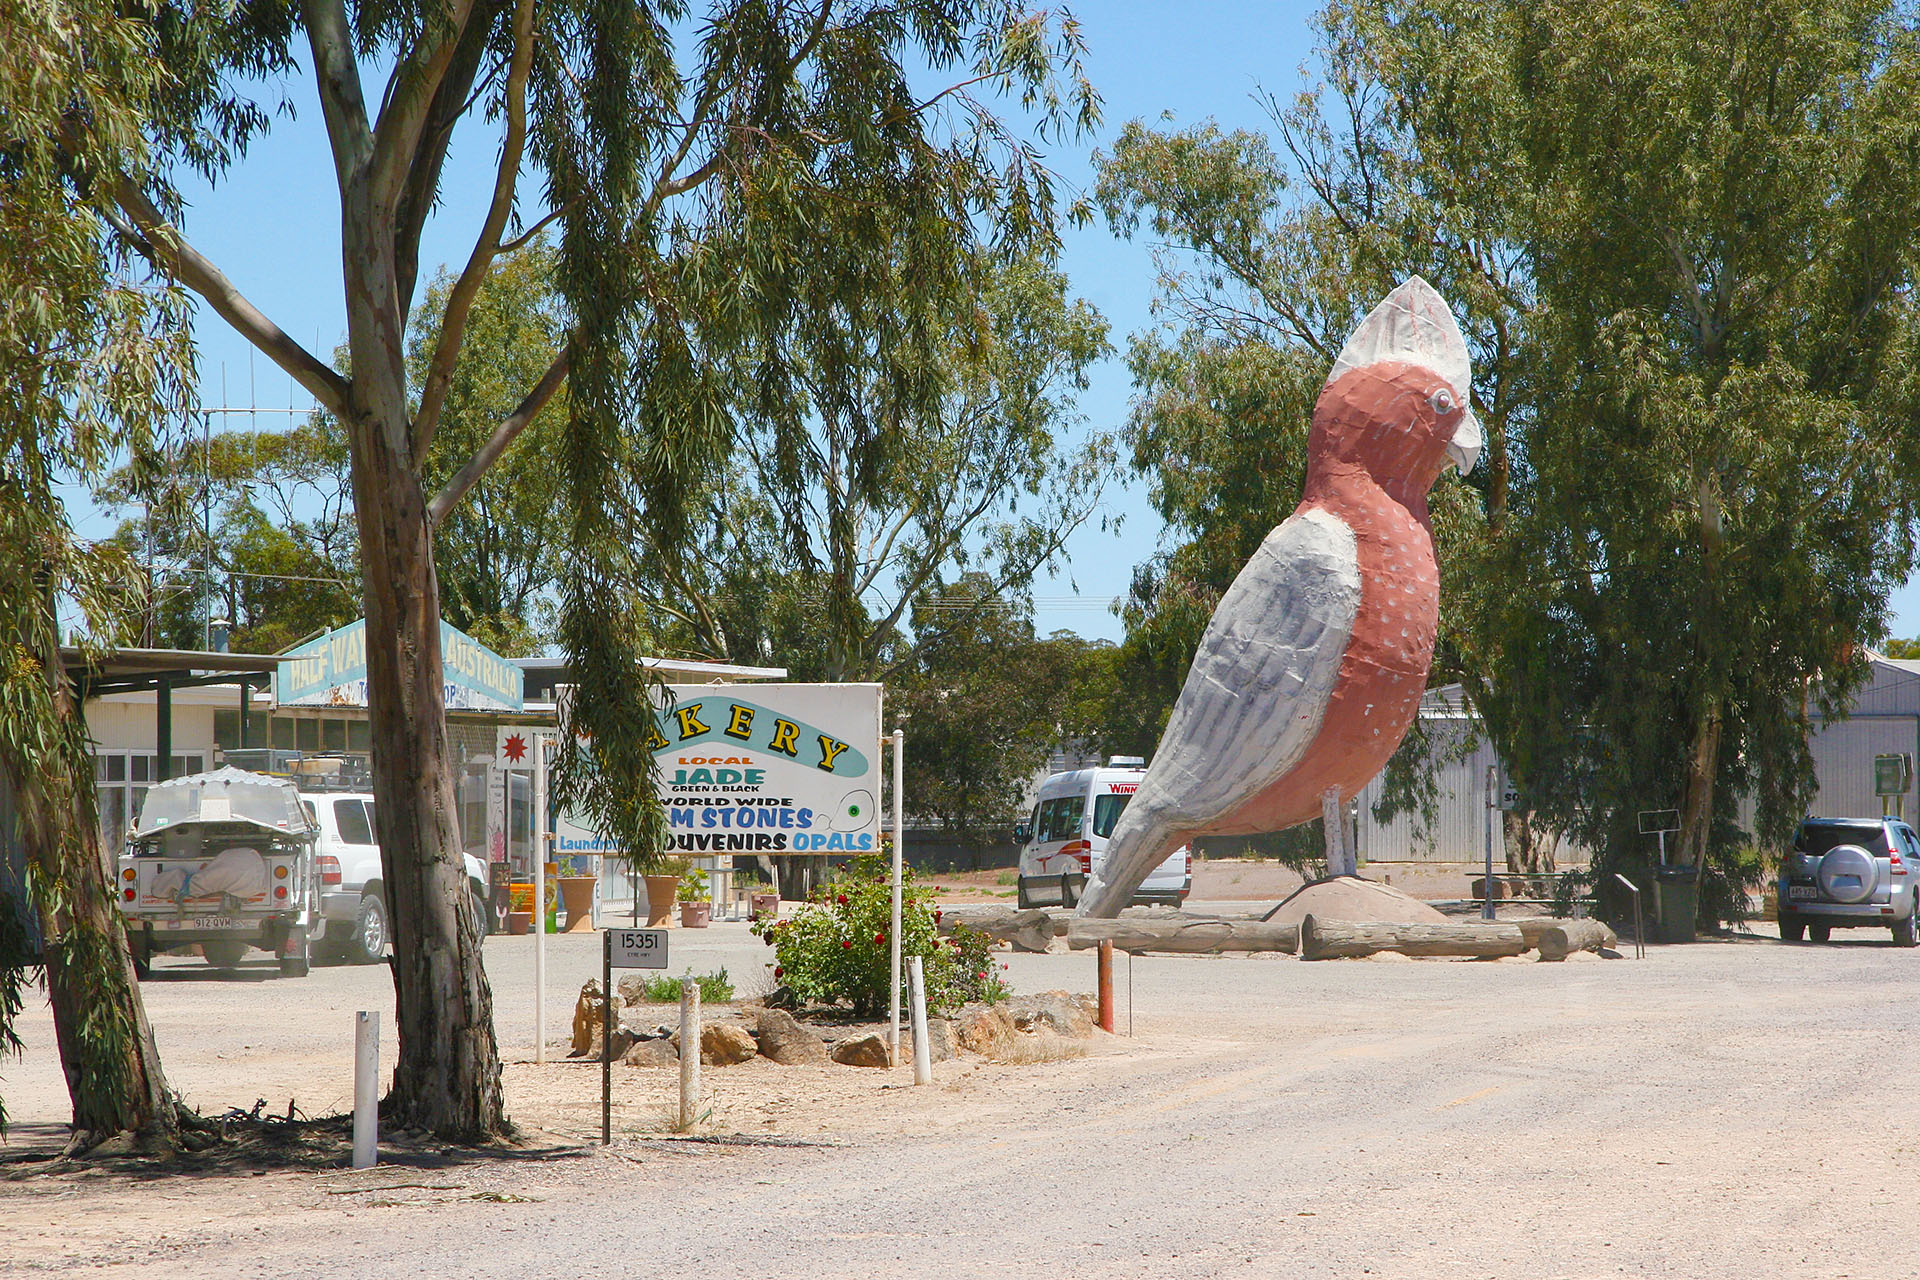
[654,683,883,856]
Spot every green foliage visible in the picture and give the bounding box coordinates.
[675,869,709,905]
[751,854,1007,1017]
[630,969,733,1005]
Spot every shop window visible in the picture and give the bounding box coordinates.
[323,718,347,751]
[272,716,296,750]
[296,718,320,751]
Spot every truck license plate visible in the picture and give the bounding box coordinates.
[1789,886,1819,899]
[161,916,242,930]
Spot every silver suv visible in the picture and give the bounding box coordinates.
[1777,817,1920,945]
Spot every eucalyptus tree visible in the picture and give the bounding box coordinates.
[0,0,204,1142]
[77,0,1094,1137]
[630,250,1113,684]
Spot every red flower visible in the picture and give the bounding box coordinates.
[836,894,848,905]
[874,932,885,945]
[934,910,943,923]
[842,939,853,950]
[975,972,986,980]
[774,966,784,978]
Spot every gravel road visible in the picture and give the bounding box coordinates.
[5,925,1919,1279]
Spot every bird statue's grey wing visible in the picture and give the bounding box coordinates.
[1077,507,1361,917]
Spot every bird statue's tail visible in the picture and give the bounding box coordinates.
[1076,795,1188,919]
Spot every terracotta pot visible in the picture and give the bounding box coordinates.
[505,911,532,936]
[750,892,781,922]
[558,875,597,933]
[679,901,712,929]
[642,875,679,928]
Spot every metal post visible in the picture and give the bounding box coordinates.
[533,733,548,1064]
[601,930,613,1144]
[678,979,701,1131]
[1097,939,1115,1033]
[1482,765,1497,921]
[1614,873,1646,960]
[352,1011,378,1169]
[908,955,931,1086]
[155,678,173,782]
[888,728,903,1066]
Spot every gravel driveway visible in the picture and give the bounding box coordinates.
[4,926,1917,1279]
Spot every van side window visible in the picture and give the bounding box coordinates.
[1091,793,1132,838]
[334,798,372,845]
[1036,796,1085,842]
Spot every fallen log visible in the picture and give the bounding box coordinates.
[1300,914,1528,961]
[1535,918,1618,961]
[937,906,1063,953]
[1066,917,1298,955]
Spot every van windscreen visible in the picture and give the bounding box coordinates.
[1092,793,1131,838]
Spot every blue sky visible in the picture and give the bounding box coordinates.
[82,1,1920,647]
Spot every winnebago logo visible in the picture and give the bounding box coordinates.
[645,696,868,777]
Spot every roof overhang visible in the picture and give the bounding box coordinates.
[63,647,285,698]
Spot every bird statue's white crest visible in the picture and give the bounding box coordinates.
[1077,277,1480,917]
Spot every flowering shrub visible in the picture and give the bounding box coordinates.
[752,854,1009,1016]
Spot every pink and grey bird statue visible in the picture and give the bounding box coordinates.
[1077,277,1481,918]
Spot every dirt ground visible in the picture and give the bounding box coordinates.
[924,856,1474,904]
[6,914,1914,1279]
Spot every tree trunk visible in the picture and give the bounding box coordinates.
[1678,698,1723,870]
[1299,914,1528,960]
[1065,916,1299,955]
[4,640,174,1144]
[1535,919,1617,961]
[1503,809,1554,875]
[349,392,505,1139]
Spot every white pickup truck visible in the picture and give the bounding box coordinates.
[117,767,320,977]
[302,788,491,964]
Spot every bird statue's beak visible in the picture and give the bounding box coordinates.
[1447,407,1482,474]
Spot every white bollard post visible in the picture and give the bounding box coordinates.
[678,978,702,1131]
[908,955,931,1086]
[352,1011,378,1169]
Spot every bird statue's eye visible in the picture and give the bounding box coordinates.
[1428,388,1456,416]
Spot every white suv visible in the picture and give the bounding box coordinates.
[301,791,491,963]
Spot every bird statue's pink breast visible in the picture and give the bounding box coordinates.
[1077,278,1481,918]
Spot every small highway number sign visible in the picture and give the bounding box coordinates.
[608,928,669,969]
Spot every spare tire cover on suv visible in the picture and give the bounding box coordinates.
[1817,843,1878,904]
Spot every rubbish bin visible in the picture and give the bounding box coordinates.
[1653,864,1699,943]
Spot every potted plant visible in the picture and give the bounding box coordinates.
[678,867,711,928]
[643,857,688,928]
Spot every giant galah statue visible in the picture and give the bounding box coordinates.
[1078,277,1481,918]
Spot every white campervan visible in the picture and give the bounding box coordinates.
[1014,757,1191,908]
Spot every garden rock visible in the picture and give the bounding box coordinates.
[569,980,606,1056]
[756,1009,830,1065]
[830,1032,892,1067]
[616,974,651,1006]
[1009,990,1096,1038]
[925,1017,955,1064]
[701,1023,759,1066]
[623,1037,679,1068]
[952,1005,1016,1054]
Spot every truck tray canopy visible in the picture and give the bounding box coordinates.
[132,766,316,839]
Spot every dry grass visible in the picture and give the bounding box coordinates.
[989,1033,1088,1066]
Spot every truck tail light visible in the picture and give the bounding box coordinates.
[1060,840,1092,873]
[121,867,136,882]
[123,888,136,901]
[1892,851,1908,876]
[274,885,288,899]
[317,855,342,886]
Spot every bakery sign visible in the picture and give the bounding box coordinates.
[651,683,883,856]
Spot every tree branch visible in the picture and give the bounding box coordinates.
[427,347,568,527]
[415,0,538,456]
[304,0,375,191]
[100,183,348,415]
[367,0,479,216]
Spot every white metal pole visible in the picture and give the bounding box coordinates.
[889,727,904,1066]
[678,979,702,1131]
[352,1011,378,1169]
[534,733,549,1063]
[908,955,931,1085]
